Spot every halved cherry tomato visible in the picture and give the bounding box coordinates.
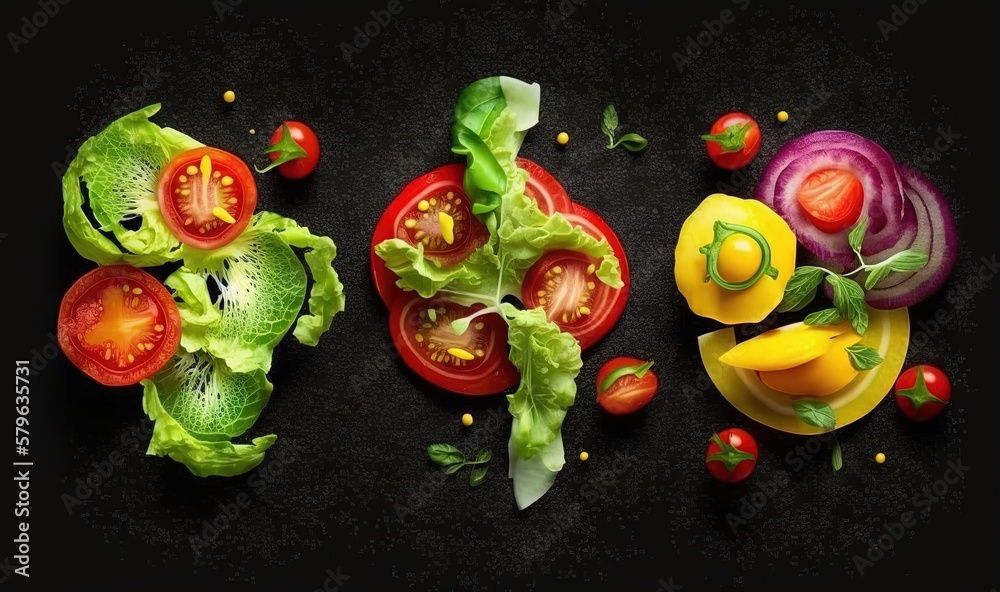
[596,356,658,415]
[795,168,865,233]
[267,121,320,180]
[157,146,257,250]
[705,427,758,483]
[389,294,518,396]
[516,157,574,216]
[371,163,491,308]
[894,364,951,421]
[521,204,630,351]
[701,112,761,170]
[57,265,181,386]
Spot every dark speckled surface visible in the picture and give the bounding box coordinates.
[5,0,998,590]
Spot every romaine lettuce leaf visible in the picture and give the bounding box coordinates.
[62,104,203,267]
[168,211,344,373]
[141,351,276,478]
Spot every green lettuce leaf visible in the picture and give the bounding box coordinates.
[374,238,501,299]
[62,103,203,266]
[503,304,581,459]
[141,351,276,477]
[167,211,343,373]
[508,425,565,510]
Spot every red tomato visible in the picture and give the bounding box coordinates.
[795,168,865,233]
[516,157,574,215]
[705,428,758,483]
[521,204,630,351]
[371,164,491,308]
[57,265,181,386]
[596,356,658,415]
[701,112,762,170]
[389,294,519,396]
[894,364,951,421]
[267,121,320,179]
[157,147,258,250]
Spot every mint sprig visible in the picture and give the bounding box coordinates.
[601,105,648,151]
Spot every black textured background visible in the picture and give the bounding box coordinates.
[4,0,999,590]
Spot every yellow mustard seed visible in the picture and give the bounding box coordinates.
[776,110,789,122]
[556,131,569,145]
[579,451,589,461]
[223,90,236,103]
[875,452,886,464]
[461,413,473,427]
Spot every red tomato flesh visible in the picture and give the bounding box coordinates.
[795,168,865,233]
[596,356,658,415]
[517,157,574,215]
[522,204,630,351]
[157,147,257,250]
[389,295,518,396]
[371,164,490,308]
[57,265,181,386]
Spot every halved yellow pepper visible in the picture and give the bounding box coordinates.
[758,330,863,396]
[718,321,850,371]
[675,194,796,324]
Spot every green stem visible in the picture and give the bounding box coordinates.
[700,122,752,153]
[700,221,779,291]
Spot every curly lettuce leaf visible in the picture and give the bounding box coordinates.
[141,352,276,478]
[374,238,501,299]
[62,103,203,266]
[168,211,343,373]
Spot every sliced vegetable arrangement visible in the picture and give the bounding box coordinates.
[372,76,629,509]
[60,104,344,477]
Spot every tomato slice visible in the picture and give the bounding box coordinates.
[389,294,518,396]
[596,356,658,415]
[795,168,865,233]
[57,265,181,386]
[521,204,630,350]
[516,157,574,215]
[157,147,258,250]
[371,164,491,308]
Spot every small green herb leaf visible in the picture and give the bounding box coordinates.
[827,275,868,335]
[254,123,308,173]
[601,104,619,143]
[469,465,488,486]
[845,344,883,371]
[778,266,828,313]
[792,399,836,429]
[427,443,465,466]
[848,216,869,253]
[474,448,492,463]
[612,133,649,152]
[803,307,844,326]
[443,463,465,475]
[831,437,843,471]
[885,250,930,272]
[864,265,893,290]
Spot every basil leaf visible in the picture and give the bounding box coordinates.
[804,307,844,326]
[443,462,466,475]
[848,216,869,253]
[614,133,649,152]
[427,443,465,466]
[845,344,884,370]
[863,264,893,290]
[601,104,618,141]
[886,250,929,272]
[792,399,836,429]
[469,465,488,487]
[827,275,868,335]
[831,438,843,471]
[474,448,492,463]
[779,266,827,312]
